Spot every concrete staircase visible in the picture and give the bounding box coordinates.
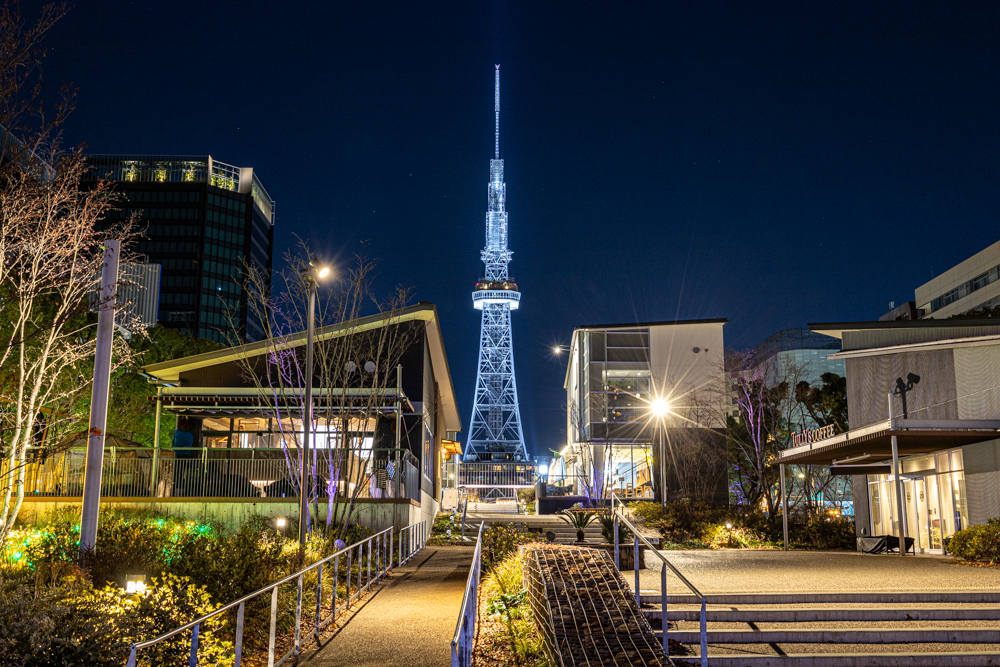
[460,512,605,544]
[638,591,1000,666]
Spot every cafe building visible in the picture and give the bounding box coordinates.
[778,319,1000,553]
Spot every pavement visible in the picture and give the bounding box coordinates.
[626,549,1000,594]
[297,545,473,667]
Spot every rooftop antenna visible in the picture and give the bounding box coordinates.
[494,64,500,159]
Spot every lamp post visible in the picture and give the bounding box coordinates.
[299,259,330,558]
[650,397,670,510]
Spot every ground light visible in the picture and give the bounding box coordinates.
[125,574,146,594]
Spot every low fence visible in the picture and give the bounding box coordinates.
[458,462,536,488]
[125,518,429,667]
[12,447,420,502]
[450,522,484,667]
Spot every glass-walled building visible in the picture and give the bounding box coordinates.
[559,319,729,504]
[85,155,275,343]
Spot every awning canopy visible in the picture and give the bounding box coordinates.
[154,386,413,418]
[778,419,1000,466]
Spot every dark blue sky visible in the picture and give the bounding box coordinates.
[45,2,1000,455]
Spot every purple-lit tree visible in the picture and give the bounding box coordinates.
[233,242,419,541]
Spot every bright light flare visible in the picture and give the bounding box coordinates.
[317,266,331,279]
[650,398,670,417]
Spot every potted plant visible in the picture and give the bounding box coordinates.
[558,509,596,542]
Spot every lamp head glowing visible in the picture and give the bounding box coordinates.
[317,266,331,279]
[650,398,670,417]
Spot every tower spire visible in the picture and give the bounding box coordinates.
[467,66,527,463]
[494,65,500,159]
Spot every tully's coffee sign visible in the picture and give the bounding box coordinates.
[792,423,837,447]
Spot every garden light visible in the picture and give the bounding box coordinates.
[125,574,146,594]
[276,517,287,528]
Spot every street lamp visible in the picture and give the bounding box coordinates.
[649,397,671,509]
[298,258,330,557]
[553,344,569,355]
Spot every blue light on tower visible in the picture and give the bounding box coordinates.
[465,65,528,462]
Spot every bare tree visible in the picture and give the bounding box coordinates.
[0,3,141,547]
[231,243,419,541]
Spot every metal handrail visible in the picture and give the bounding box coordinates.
[125,519,429,667]
[450,521,485,667]
[611,496,708,667]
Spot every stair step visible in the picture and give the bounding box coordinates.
[681,652,1000,667]
[642,607,1000,622]
[663,627,1000,644]
[638,591,1000,605]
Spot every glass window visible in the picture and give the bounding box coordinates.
[950,449,964,471]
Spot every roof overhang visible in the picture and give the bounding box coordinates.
[142,303,461,432]
[778,418,1000,466]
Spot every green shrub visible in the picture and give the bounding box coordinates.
[703,523,767,549]
[949,519,1000,563]
[791,517,856,550]
[595,511,633,544]
[480,548,545,666]
[0,572,231,667]
[481,523,538,573]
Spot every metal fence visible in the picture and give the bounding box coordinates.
[14,447,420,501]
[611,496,707,666]
[125,518,429,667]
[458,462,537,488]
[450,521,484,667]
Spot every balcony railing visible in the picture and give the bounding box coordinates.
[10,447,420,502]
[457,462,537,488]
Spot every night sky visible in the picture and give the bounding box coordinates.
[45,2,1000,456]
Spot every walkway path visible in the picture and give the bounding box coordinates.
[629,549,1000,593]
[298,545,473,667]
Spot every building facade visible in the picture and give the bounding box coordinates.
[142,303,461,527]
[86,155,275,343]
[780,319,1000,554]
[558,319,729,504]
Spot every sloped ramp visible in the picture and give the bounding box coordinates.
[523,545,668,667]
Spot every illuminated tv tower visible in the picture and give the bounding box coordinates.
[465,65,528,462]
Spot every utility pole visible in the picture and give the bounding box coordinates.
[79,240,120,562]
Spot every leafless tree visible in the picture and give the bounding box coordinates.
[231,242,419,541]
[0,2,139,547]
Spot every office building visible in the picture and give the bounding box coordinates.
[883,240,1000,320]
[86,155,275,343]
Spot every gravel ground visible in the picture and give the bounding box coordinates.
[627,549,1000,594]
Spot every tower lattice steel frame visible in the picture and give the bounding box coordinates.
[465,65,528,462]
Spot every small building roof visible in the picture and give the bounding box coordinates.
[142,302,461,432]
[572,318,728,331]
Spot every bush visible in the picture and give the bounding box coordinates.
[0,572,231,667]
[791,516,856,550]
[950,519,1000,563]
[702,523,767,549]
[481,523,538,573]
[480,548,545,666]
[630,500,728,543]
[595,511,633,544]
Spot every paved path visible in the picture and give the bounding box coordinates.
[298,546,473,667]
[628,549,1000,593]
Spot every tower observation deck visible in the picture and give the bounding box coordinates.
[465,65,528,462]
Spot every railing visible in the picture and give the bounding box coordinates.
[611,496,707,667]
[398,518,428,565]
[13,447,420,501]
[125,519,428,667]
[450,522,485,667]
[458,462,536,488]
